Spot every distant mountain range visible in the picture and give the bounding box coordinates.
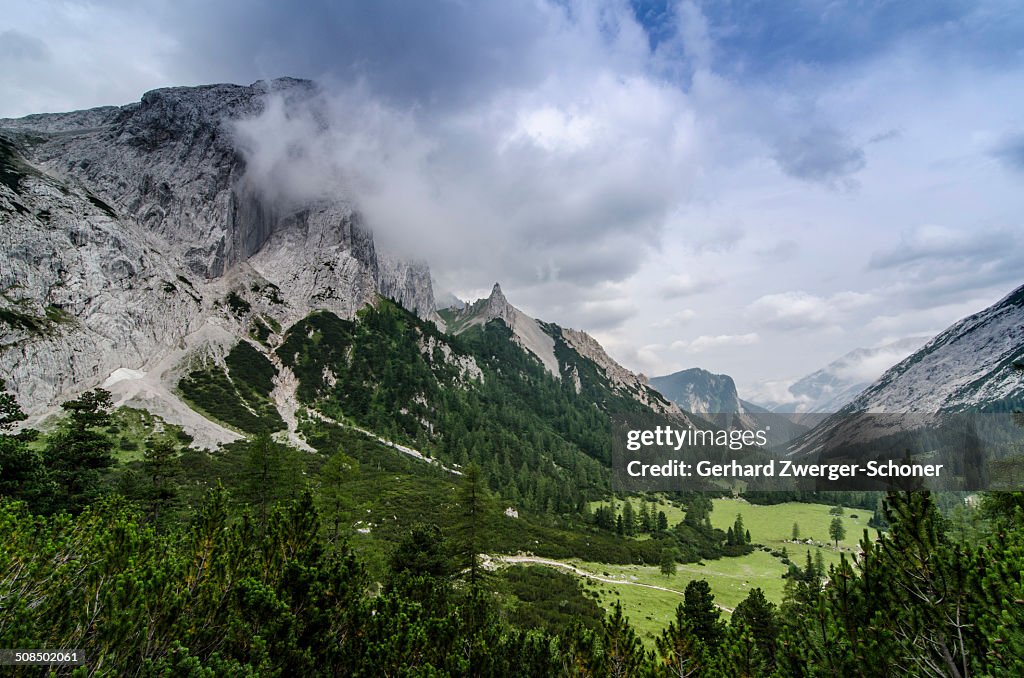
[788,284,1024,466]
[649,367,809,444]
[745,336,931,418]
[838,286,1024,414]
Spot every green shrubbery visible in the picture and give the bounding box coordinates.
[178,341,285,434]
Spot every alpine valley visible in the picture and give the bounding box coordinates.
[3,80,1024,676]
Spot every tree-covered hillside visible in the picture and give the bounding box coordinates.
[3,297,1024,676]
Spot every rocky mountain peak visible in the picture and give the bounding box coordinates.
[0,79,438,418]
[838,283,1024,414]
[649,368,742,414]
[482,282,515,324]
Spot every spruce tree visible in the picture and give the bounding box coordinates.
[660,548,677,577]
[45,388,115,513]
[829,516,846,547]
[455,462,491,593]
[622,500,636,536]
[683,579,724,649]
[654,603,707,677]
[602,602,647,678]
[639,502,651,534]
[731,587,779,670]
[142,436,180,525]
[0,381,50,511]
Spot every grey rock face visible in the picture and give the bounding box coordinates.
[1,79,438,419]
[443,282,677,414]
[649,368,743,414]
[559,326,679,415]
[376,255,442,323]
[4,81,299,279]
[443,283,560,377]
[0,134,206,409]
[840,285,1024,414]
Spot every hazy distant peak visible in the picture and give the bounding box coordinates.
[748,336,932,416]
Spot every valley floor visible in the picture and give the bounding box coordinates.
[517,498,877,644]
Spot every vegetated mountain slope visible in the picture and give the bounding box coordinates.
[750,336,930,418]
[839,285,1024,414]
[272,298,634,513]
[0,79,437,425]
[440,283,679,416]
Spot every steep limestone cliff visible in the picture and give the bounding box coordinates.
[0,79,438,425]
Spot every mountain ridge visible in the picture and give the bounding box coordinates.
[747,336,931,417]
[839,285,1024,414]
[440,283,679,415]
[1,79,438,420]
[2,79,681,449]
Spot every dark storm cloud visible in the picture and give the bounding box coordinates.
[772,126,866,186]
[153,0,568,110]
[0,30,50,62]
[992,134,1024,172]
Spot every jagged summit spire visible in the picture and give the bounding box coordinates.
[483,282,513,320]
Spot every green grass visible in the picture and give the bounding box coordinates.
[532,550,788,646]
[581,575,684,647]
[589,496,878,571]
[26,406,192,462]
[555,497,883,644]
[710,497,877,570]
[107,408,160,462]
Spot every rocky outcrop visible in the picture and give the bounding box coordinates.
[788,284,1024,460]
[0,79,438,424]
[649,368,744,414]
[0,133,206,410]
[443,283,560,377]
[376,255,442,324]
[840,284,1024,414]
[441,282,679,414]
[559,327,679,415]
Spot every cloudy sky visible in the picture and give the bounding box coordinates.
[3,1,1023,398]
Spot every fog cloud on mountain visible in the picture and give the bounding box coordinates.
[2,0,1022,388]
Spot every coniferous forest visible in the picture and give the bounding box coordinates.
[1,299,1023,676]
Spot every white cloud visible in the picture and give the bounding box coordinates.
[651,309,697,328]
[659,273,715,299]
[748,290,873,331]
[672,333,759,353]
[507,106,600,153]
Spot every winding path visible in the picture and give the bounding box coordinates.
[489,555,734,613]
